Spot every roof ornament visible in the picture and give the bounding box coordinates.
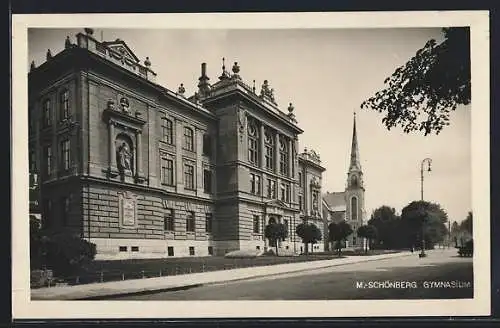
[260,80,276,104]
[177,83,186,97]
[231,61,241,80]
[46,49,53,61]
[144,56,151,68]
[252,80,256,93]
[287,102,297,123]
[30,60,36,71]
[218,57,230,81]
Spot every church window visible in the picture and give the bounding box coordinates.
[351,196,358,221]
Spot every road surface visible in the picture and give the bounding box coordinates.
[109,249,473,300]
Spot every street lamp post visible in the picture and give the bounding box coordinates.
[419,158,432,258]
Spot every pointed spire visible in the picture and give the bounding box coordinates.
[349,110,361,171]
[218,57,230,81]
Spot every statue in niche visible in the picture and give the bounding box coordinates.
[117,142,133,173]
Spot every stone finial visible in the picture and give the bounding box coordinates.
[65,36,72,49]
[46,49,53,61]
[178,83,186,97]
[84,28,94,36]
[288,102,294,113]
[144,57,151,67]
[232,61,240,78]
[252,80,256,93]
[30,60,36,71]
[218,57,230,81]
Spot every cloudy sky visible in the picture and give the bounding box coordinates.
[28,27,471,224]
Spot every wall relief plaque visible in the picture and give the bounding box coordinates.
[119,191,137,227]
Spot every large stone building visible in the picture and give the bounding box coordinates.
[28,29,327,259]
[322,113,367,250]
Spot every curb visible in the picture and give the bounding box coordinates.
[64,251,415,300]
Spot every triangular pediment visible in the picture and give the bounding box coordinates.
[265,199,288,208]
[102,39,140,63]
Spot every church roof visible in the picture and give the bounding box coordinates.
[323,191,346,212]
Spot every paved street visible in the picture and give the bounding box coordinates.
[108,249,473,300]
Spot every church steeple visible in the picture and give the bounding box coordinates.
[349,111,361,172]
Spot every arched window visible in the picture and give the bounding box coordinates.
[351,196,358,221]
[247,119,259,165]
[264,129,274,170]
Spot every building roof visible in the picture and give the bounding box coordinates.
[323,191,346,212]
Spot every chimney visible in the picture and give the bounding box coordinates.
[201,62,207,77]
[198,62,211,97]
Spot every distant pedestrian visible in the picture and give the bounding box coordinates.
[410,246,414,253]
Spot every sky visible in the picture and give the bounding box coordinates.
[28,28,472,224]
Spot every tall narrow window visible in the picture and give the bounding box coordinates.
[44,145,52,177]
[283,219,289,235]
[60,139,70,172]
[60,89,70,121]
[161,158,174,186]
[43,99,52,127]
[280,183,286,201]
[250,173,260,195]
[298,172,303,187]
[267,179,276,199]
[162,118,173,144]
[203,134,212,157]
[184,163,195,190]
[203,169,212,193]
[312,190,319,212]
[285,184,290,202]
[298,194,303,211]
[264,130,274,171]
[279,137,288,175]
[164,209,174,231]
[253,215,260,233]
[183,127,194,151]
[247,120,259,165]
[205,213,213,233]
[351,196,358,221]
[187,211,195,232]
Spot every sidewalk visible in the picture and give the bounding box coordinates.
[31,251,419,300]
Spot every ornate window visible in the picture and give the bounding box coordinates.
[203,169,212,193]
[267,178,277,199]
[351,196,358,221]
[279,137,288,176]
[264,129,274,170]
[60,139,70,172]
[164,209,175,231]
[253,215,260,233]
[59,89,70,121]
[312,190,319,212]
[161,158,174,186]
[247,120,259,165]
[42,99,52,127]
[205,213,213,233]
[43,145,52,177]
[162,118,174,145]
[184,163,195,190]
[183,127,194,151]
[298,172,303,187]
[250,173,261,195]
[186,211,195,232]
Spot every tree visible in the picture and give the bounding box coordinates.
[296,222,322,255]
[264,222,288,255]
[357,225,378,253]
[460,211,473,235]
[400,201,449,250]
[361,27,470,136]
[367,206,400,249]
[328,221,353,256]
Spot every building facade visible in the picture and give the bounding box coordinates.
[322,113,367,250]
[28,29,326,260]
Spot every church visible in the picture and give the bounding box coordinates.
[322,113,367,250]
[28,28,329,259]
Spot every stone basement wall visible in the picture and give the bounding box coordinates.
[81,183,215,259]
